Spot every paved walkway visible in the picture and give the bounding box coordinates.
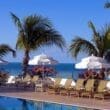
[0,91,110,110]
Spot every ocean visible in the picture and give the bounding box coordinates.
[0,63,83,80]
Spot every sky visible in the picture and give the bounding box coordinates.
[0,0,110,63]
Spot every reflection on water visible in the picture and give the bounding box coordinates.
[0,96,99,110]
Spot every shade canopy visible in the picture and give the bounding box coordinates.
[75,55,110,69]
[29,54,58,65]
[88,61,110,69]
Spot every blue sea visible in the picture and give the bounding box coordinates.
[0,63,83,80]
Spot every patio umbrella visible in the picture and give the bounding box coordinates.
[28,53,58,65]
[75,54,110,69]
[87,61,110,69]
[75,61,89,69]
[29,54,58,79]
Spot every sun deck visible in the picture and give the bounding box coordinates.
[0,91,110,110]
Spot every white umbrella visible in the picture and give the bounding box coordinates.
[75,55,110,69]
[75,55,100,69]
[88,61,110,69]
[75,61,89,69]
[28,53,58,65]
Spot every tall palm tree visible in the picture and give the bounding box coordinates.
[11,13,65,75]
[0,44,15,60]
[69,21,110,58]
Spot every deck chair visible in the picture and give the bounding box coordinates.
[15,76,22,83]
[48,78,61,94]
[49,78,61,88]
[81,79,95,98]
[22,75,31,84]
[70,78,85,97]
[31,76,39,83]
[94,80,110,99]
[60,78,74,95]
[30,75,39,88]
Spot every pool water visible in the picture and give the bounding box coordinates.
[0,96,99,110]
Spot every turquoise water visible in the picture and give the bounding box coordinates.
[0,63,83,80]
[0,96,98,110]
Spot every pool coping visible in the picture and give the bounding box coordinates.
[0,93,109,110]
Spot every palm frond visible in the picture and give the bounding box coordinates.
[13,14,65,51]
[0,44,16,57]
[88,21,104,55]
[10,12,23,31]
[88,21,98,36]
[34,29,66,50]
[101,24,110,50]
[23,14,52,30]
[69,37,98,58]
[16,35,25,49]
[88,21,100,44]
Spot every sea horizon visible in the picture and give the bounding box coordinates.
[0,62,82,80]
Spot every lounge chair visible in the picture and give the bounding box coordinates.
[22,75,31,84]
[31,76,39,83]
[15,76,22,83]
[48,78,61,94]
[81,79,95,98]
[0,76,16,89]
[70,78,85,97]
[15,75,32,89]
[59,78,67,88]
[60,78,74,95]
[94,80,110,99]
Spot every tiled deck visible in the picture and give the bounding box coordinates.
[0,91,110,110]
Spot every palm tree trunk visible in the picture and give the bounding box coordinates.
[22,50,30,76]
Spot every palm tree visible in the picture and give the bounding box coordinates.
[11,13,65,75]
[69,21,110,58]
[0,44,15,60]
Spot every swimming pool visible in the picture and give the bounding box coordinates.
[0,96,99,110]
